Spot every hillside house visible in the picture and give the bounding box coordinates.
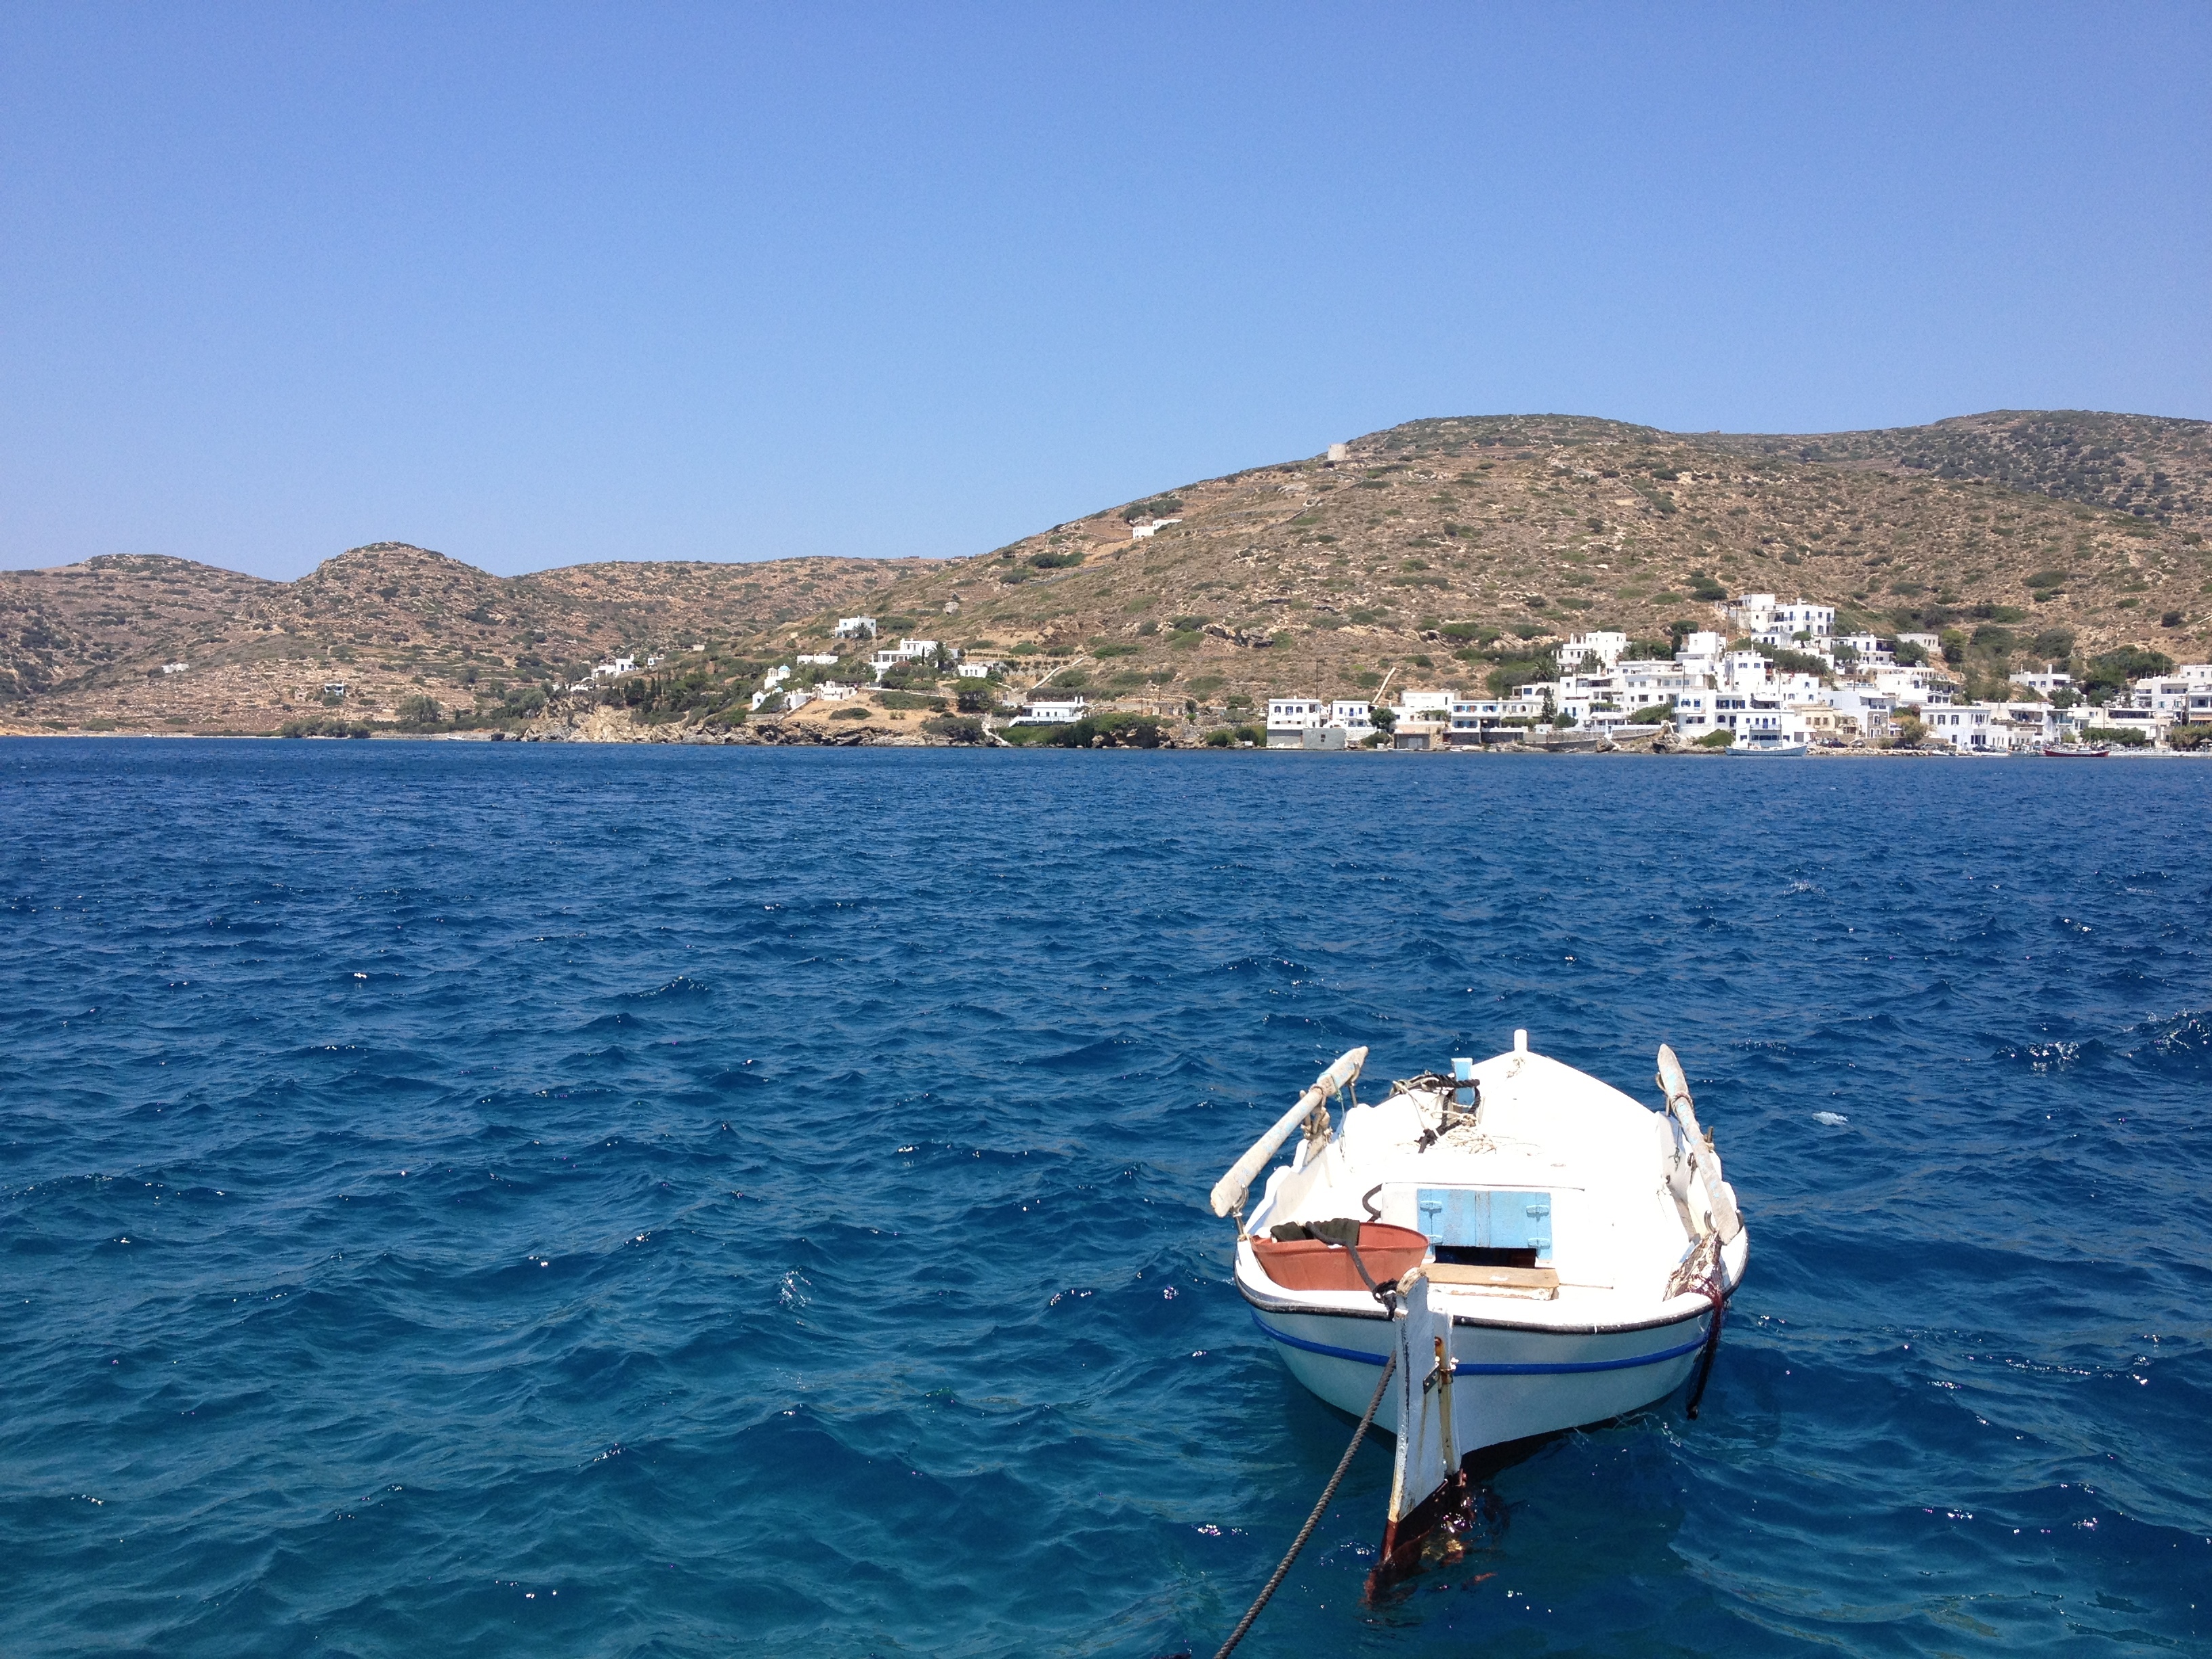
[835,617,877,639]
[1833,634,1894,664]
[1017,695,1089,724]
[869,638,947,678]
[1557,631,1629,672]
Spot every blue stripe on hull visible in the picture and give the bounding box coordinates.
[1252,1310,1706,1374]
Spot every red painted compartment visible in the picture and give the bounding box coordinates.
[1251,1223,1430,1292]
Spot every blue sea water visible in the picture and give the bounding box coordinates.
[1,740,2208,1658]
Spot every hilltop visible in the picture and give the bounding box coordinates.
[1,408,2205,734]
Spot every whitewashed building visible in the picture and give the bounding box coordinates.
[869,638,947,678]
[1919,705,2001,751]
[1557,631,1630,672]
[1763,601,1835,641]
[1820,687,1898,739]
[1717,651,1775,691]
[1723,593,1778,632]
[1017,695,1089,724]
[1267,697,1326,747]
[1832,634,1893,665]
[1327,699,1374,733]
[2009,666,2072,696]
[2128,676,2211,726]
[834,617,877,639]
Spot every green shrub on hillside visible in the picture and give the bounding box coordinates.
[1045,713,1166,748]
[2080,647,2175,700]
[280,716,371,739]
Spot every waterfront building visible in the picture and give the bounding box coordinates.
[1017,695,1089,724]
[1267,697,1326,747]
[1818,686,1898,739]
[1920,705,2002,751]
[1445,695,1545,745]
[2128,676,2211,726]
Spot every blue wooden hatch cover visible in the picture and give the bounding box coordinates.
[1414,1187,1553,1262]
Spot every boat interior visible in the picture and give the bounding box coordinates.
[1242,1040,1743,1328]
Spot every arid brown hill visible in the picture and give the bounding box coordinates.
[0,544,933,731]
[3,408,2205,733]
[782,410,2211,712]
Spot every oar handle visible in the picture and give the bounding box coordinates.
[1209,1046,1368,1218]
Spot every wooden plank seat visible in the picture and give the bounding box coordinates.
[1427,1262,1560,1296]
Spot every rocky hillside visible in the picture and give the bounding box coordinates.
[766,410,2211,713]
[1698,411,2212,529]
[3,408,2205,734]
[0,545,933,731]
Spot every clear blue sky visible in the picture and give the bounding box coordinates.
[3,3,2207,580]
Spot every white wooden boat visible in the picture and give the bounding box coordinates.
[1727,734,1808,756]
[1214,1035,1747,1464]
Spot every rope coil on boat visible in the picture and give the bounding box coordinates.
[1211,1351,1397,1659]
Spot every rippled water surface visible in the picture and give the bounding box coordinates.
[3,741,2208,1657]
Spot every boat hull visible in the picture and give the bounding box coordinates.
[1240,1286,1717,1449]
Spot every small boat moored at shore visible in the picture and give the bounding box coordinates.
[1727,733,1809,756]
[2041,741,2111,758]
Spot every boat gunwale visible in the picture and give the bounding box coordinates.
[1233,1252,1743,1337]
